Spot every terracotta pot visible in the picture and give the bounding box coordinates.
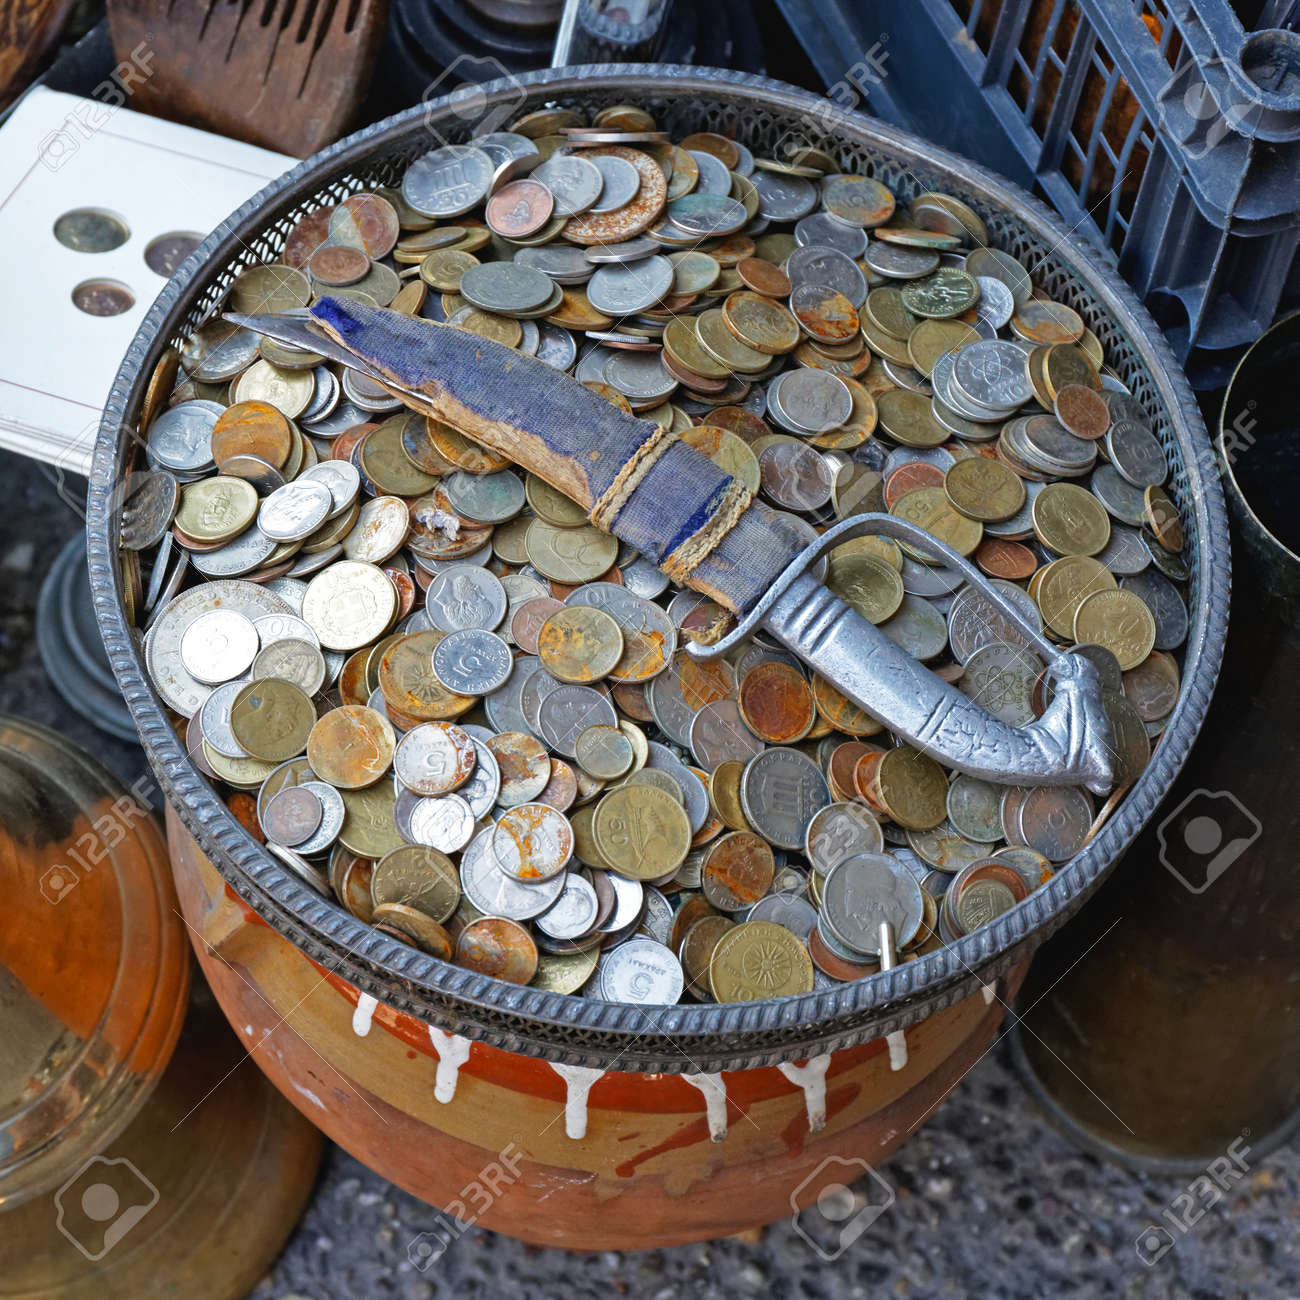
[169,804,1024,1248]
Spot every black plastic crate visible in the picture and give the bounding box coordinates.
[776,0,1300,387]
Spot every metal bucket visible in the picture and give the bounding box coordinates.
[86,66,1230,1245]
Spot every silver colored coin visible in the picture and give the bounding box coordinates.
[641,886,673,942]
[252,613,318,647]
[588,154,641,211]
[475,131,539,169]
[1096,523,1151,576]
[402,144,495,217]
[537,685,618,757]
[533,154,604,216]
[536,321,579,370]
[821,853,924,956]
[1019,785,1093,862]
[619,553,670,600]
[945,774,1005,843]
[688,698,762,771]
[493,802,573,881]
[739,746,829,851]
[603,349,677,402]
[520,666,568,734]
[120,472,180,550]
[992,846,1052,894]
[408,793,476,853]
[514,243,594,283]
[758,442,833,512]
[747,891,818,939]
[147,401,219,472]
[786,245,868,308]
[425,565,507,632]
[293,781,345,855]
[1106,419,1168,488]
[393,722,473,796]
[958,643,1043,726]
[645,742,708,833]
[535,873,600,939]
[947,580,1041,664]
[769,368,852,433]
[974,276,1015,329]
[485,653,540,736]
[300,365,340,423]
[794,212,867,257]
[584,236,660,264]
[460,739,501,819]
[258,481,333,541]
[459,827,565,919]
[197,679,250,758]
[432,628,513,694]
[965,246,1033,304]
[689,149,734,196]
[804,802,884,874]
[251,637,327,695]
[179,609,259,684]
[596,872,645,931]
[1121,570,1188,650]
[598,937,683,1004]
[1090,464,1148,527]
[443,469,526,523]
[666,194,748,237]
[898,555,965,598]
[879,594,949,661]
[459,261,555,314]
[586,255,674,316]
[302,398,369,436]
[191,526,278,578]
[750,169,818,221]
[299,459,361,515]
[952,340,1033,410]
[863,241,940,279]
[266,844,330,895]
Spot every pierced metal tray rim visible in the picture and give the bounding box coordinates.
[86,64,1230,1073]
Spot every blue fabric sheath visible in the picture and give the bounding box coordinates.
[310,297,809,614]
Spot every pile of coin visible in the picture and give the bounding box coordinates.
[122,103,1190,1006]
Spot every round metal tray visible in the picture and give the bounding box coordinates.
[87,65,1230,1072]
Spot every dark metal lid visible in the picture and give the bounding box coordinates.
[85,66,1230,1071]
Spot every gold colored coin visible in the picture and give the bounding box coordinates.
[1144,486,1184,552]
[525,519,619,583]
[230,358,314,419]
[546,289,613,331]
[379,631,475,721]
[531,947,601,993]
[890,485,984,557]
[708,921,814,1002]
[451,309,523,348]
[229,678,316,762]
[306,704,396,788]
[875,746,948,830]
[663,316,732,380]
[210,400,293,470]
[537,605,624,683]
[1011,299,1084,345]
[1072,589,1157,671]
[695,308,773,374]
[864,286,918,340]
[202,742,276,789]
[371,902,452,958]
[370,844,460,923]
[1034,555,1116,640]
[428,420,510,474]
[1032,482,1111,556]
[944,456,1026,523]
[419,248,479,292]
[876,388,950,448]
[708,760,751,831]
[811,673,884,736]
[359,415,441,496]
[680,426,761,493]
[592,784,691,881]
[301,560,398,651]
[721,291,801,355]
[1041,343,1100,399]
[574,724,635,780]
[908,318,980,376]
[525,473,588,526]
[826,552,905,623]
[174,476,258,543]
[338,783,404,857]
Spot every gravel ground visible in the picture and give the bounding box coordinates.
[5,454,1296,1300]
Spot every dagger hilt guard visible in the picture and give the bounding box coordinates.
[690,513,1117,794]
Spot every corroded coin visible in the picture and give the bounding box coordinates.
[736,661,814,744]
[456,916,538,984]
[493,803,574,881]
[306,705,396,788]
[394,722,477,795]
[537,605,624,683]
[701,832,775,911]
[371,903,452,958]
[574,724,635,779]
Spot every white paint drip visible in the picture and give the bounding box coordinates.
[351,992,378,1037]
[428,1028,473,1104]
[682,1073,729,1141]
[777,1053,832,1132]
[291,1080,326,1111]
[548,1062,605,1140]
[887,1028,909,1072]
[982,981,997,1005]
